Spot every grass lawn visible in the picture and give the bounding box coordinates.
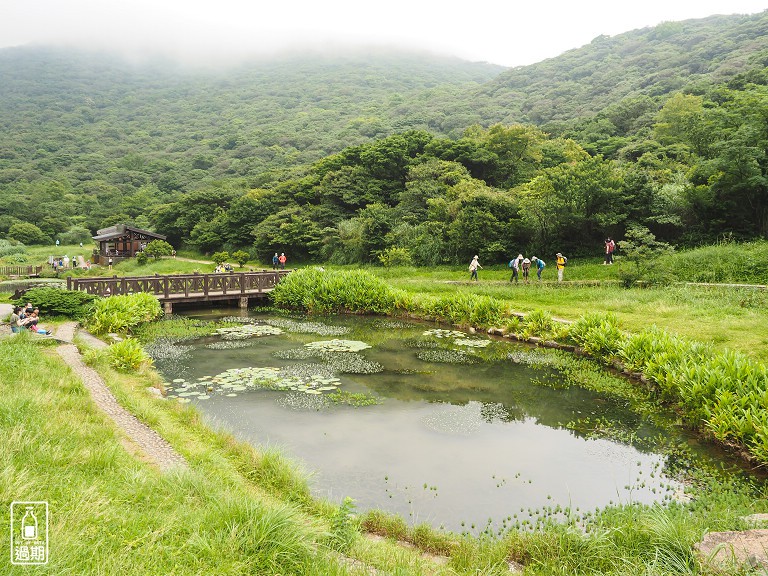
[365,263,768,364]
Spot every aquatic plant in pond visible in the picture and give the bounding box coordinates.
[205,340,261,350]
[422,328,466,339]
[164,365,344,401]
[273,347,384,374]
[454,338,491,348]
[216,324,283,339]
[265,317,351,336]
[304,339,372,352]
[416,349,482,364]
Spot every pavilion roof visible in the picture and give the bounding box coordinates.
[92,224,166,242]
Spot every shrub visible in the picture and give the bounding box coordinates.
[325,497,359,553]
[14,286,99,318]
[272,268,396,314]
[135,251,149,265]
[106,338,153,371]
[0,238,26,258]
[143,240,174,259]
[85,293,163,334]
[7,222,50,245]
[522,309,555,338]
[568,312,624,359]
[378,247,412,267]
[211,251,229,266]
[231,250,250,268]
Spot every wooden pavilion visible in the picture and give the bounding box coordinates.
[92,224,166,264]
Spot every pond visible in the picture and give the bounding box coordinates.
[149,310,731,535]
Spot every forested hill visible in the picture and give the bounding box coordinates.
[0,47,504,189]
[472,11,768,127]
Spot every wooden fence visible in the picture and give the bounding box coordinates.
[0,265,43,277]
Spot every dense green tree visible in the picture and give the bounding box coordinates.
[8,222,50,245]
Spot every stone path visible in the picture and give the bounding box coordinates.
[54,321,188,472]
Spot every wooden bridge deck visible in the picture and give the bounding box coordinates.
[67,270,291,312]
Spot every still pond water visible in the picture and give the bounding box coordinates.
[151,310,728,534]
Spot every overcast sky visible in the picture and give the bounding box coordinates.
[3,1,767,67]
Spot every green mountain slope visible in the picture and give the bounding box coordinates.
[0,47,504,190]
[474,11,768,126]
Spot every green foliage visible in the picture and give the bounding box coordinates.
[132,316,222,343]
[58,225,93,245]
[143,239,174,259]
[106,337,153,372]
[661,239,768,284]
[7,221,50,245]
[14,286,98,318]
[617,225,674,287]
[522,309,555,339]
[211,251,229,265]
[271,268,396,314]
[567,312,624,359]
[377,246,412,267]
[324,497,359,553]
[231,249,250,267]
[0,238,26,258]
[85,293,163,334]
[135,251,148,265]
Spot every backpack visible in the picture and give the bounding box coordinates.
[508,260,514,268]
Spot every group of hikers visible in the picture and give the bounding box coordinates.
[469,237,618,282]
[9,302,52,335]
[468,252,568,282]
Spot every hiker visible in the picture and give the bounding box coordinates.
[531,256,545,281]
[272,253,279,270]
[556,252,568,282]
[108,256,113,270]
[509,254,523,283]
[469,255,482,281]
[278,253,287,269]
[604,238,615,265]
[521,257,531,284]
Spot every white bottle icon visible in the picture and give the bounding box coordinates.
[21,506,37,540]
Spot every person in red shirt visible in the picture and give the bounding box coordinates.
[278,253,287,269]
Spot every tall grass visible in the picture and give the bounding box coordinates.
[661,240,768,284]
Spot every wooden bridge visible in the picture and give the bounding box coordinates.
[0,265,43,278]
[67,270,291,313]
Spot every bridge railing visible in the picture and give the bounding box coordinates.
[67,270,290,298]
[0,265,43,277]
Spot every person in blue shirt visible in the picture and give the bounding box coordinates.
[531,256,546,281]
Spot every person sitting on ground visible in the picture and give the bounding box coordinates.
[23,309,52,335]
[9,306,23,333]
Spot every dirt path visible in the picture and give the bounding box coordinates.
[54,321,188,472]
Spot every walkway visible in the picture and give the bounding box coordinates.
[50,320,188,472]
